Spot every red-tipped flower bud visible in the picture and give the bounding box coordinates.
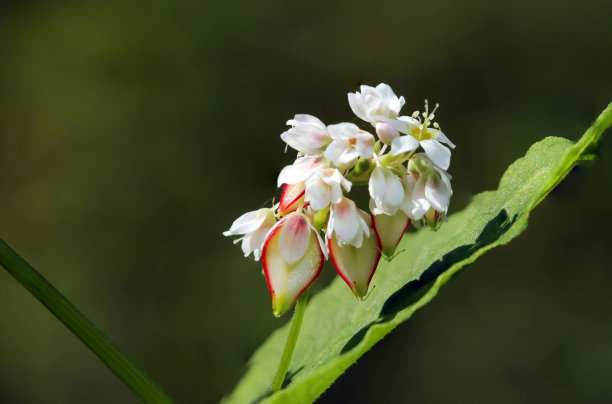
[278,182,306,215]
[262,212,326,316]
[328,211,381,299]
[371,210,411,259]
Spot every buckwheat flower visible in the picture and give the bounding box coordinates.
[389,101,455,170]
[408,154,453,216]
[348,83,405,126]
[277,156,327,187]
[262,211,327,316]
[281,114,332,155]
[223,208,277,260]
[327,196,370,248]
[304,168,352,211]
[368,166,405,216]
[324,123,375,170]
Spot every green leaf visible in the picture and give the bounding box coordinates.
[225,102,612,404]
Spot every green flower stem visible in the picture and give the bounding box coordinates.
[271,288,310,393]
[0,237,173,404]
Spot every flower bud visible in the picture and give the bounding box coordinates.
[328,211,381,299]
[375,122,400,144]
[262,212,326,317]
[278,182,306,215]
[371,210,411,259]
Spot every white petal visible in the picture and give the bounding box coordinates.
[340,176,352,192]
[305,180,331,211]
[328,197,368,248]
[439,169,453,192]
[368,167,403,216]
[355,131,375,158]
[400,175,417,220]
[278,214,312,265]
[326,122,360,140]
[328,186,343,205]
[385,174,405,207]
[411,177,430,219]
[348,93,369,122]
[225,210,265,235]
[398,96,405,110]
[425,174,450,214]
[368,167,387,202]
[430,128,455,148]
[324,140,347,165]
[391,135,419,156]
[286,114,325,128]
[420,139,451,170]
[375,83,394,100]
[387,116,418,135]
[281,127,329,155]
[376,83,401,116]
[277,156,323,187]
[241,224,273,260]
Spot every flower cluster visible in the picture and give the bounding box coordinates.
[224,84,455,316]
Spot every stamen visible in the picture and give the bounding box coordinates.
[422,99,429,119]
[428,103,440,121]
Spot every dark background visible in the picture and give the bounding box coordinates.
[1,0,611,403]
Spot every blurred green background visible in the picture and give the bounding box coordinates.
[1,0,611,402]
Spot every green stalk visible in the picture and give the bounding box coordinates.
[0,237,173,404]
[271,289,310,393]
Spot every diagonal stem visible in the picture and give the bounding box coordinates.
[271,288,310,393]
[0,237,173,404]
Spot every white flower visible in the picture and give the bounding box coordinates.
[327,197,370,248]
[277,156,327,187]
[223,208,277,260]
[281,114,332,155]
[389,103,455,170]
[348,83,405,126]
[304,168,352,211]
[324,123,375,169]
[368,166,405,216]
[407,154,453,217]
